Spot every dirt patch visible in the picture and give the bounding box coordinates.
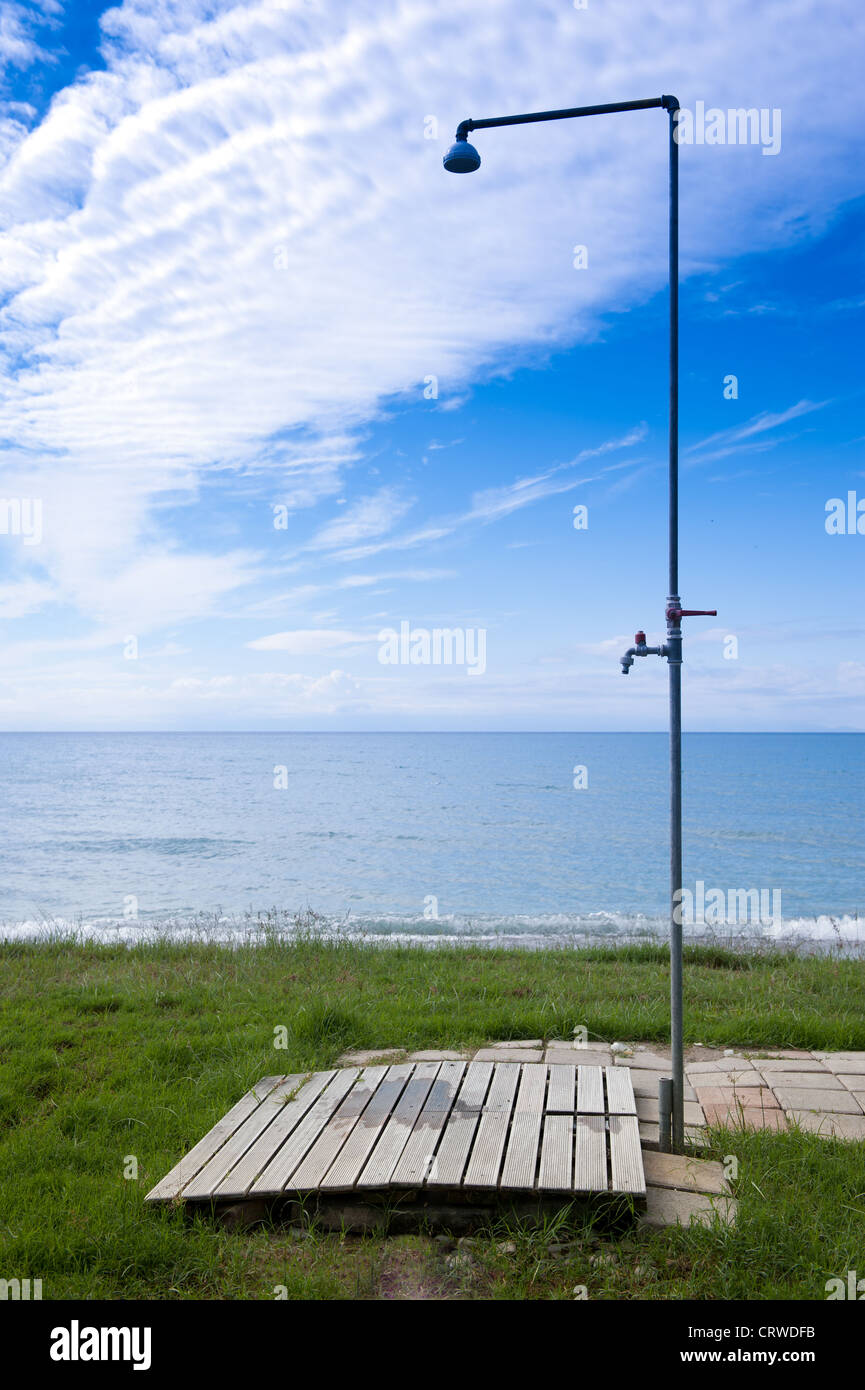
[374,1241,458,1300]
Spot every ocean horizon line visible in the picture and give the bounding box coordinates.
[0,729,862,737]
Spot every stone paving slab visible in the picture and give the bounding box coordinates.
[774,1087,862,1114]
[692,1053,757,1068]
[745,1049,814,1060]
[821,1059,865,1074]
[759,1069,844,1089]
[544,1049,613,1067]
[686,1067,766,1087]
[694,1085,780,1109]
[787,1111,865,1139]
[814,1051,865,1062]
[491,1039,543,1049]
[837,1077,865,1094]
[472,1048,544,1063]
[615,1050,671,1071]
[338,1048,406,1065]
[702,1104,789,1131]
[749,1057,829,1073]
[687,1058,758,1074]
[408,1050,469,1062]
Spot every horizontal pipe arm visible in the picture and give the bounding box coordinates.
[456,96,674,139]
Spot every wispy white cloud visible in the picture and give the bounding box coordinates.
[685,399,832,465]
[246,628,375,653]
[242,567,456,616]
[466,426,649,523]
[304,488,414,552]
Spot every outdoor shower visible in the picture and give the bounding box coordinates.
[444,96,717,1152]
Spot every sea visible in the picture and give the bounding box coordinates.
[1,732,863,952]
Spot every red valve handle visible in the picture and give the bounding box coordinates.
[666,606,717,621]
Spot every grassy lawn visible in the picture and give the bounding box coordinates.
[1,933,863,1300]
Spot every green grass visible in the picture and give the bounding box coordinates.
[1,933,863,1300]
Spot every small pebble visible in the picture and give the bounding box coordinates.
[589,1251,618,1268]
[496,1240,517,1255]
[446,1252,475,1272]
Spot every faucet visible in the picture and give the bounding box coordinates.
[621,630,668,674]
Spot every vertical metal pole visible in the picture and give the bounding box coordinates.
[667,103,684,1154]
[658,1076,673,1153]
[667,104,679,604]
[669,657,683,1151]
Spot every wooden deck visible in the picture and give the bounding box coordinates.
[146,1062,645,1210]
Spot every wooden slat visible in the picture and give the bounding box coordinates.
[426,1113,480,1186]
[574,1114,607,1192]
[500,1065,546,1190]
[453,1060,494,1111]
[391,1062,465,1186]
[464,1064,520,1187]
[499,1114,542,1190]
[358,1064,441,1187]
[514,1063,547,1111]
[464,1111,512,1188]
[427,1061,493,1186]
[577,1066,604,1114]
[183,1074,306,1199]
[250,1067,360,1193]
[483,1063,521,1111]
[145,1076,286,1201]
[288,1067,388,1189]
[538,1114,573,1191]
[546,1064,576,1112]
[320,1064,414,1189]
[423,1062,468,1114]
[609,1115,645,1195]
[605,1066,637,1115]
[212,1071,336,1198]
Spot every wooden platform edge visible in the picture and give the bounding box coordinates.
[145,1074,301,1203]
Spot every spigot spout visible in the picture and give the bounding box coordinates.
[620,629,667,673]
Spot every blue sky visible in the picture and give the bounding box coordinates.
[0,0,863,730]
